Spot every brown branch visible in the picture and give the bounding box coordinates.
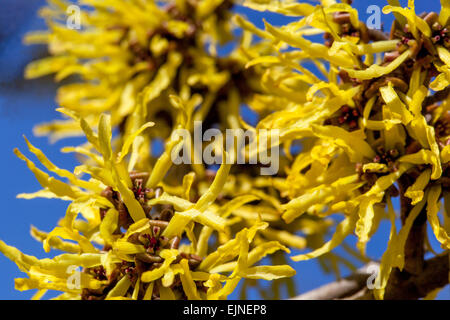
[359,252,450,300]
[367,29,389,41]
[398,176,427,275]
[358,180,449,300]
[291,262,379,300]
[422,87,450,107]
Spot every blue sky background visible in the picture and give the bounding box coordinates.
[0,0,448,300]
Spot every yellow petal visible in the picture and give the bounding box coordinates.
[117,122,154,163]
[44,227,96,253]
[113,241,146,255]
[25,56,77,79]
[100,208,119,246]
[240,265,296,280]
[143,282,154,300]
[30,226,80,253]
[179,259,201,300]
[440,0,450,26]
[398,150,441,180]
[0,240,40,272]
[379,83,414,124]
[194,152,231,212]
[356,194,384,254]
[427,185,450,249]
[342,50,411,80]
[141,249,178,282]
[159,286,176,300]
[14,148,83,200]
[291,212,357,261]
[405,169,431,205]
[264,21,354,68]
[373,195,398,300]
[105,276,131,299]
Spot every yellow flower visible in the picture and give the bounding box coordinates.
[24,0,263,142]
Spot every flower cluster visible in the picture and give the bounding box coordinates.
[241,0,450,299]
[2,0,449,300]
[24,0,263,142]
[1,108,294,300]
[5,0,340,300]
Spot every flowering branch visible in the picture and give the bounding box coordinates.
[293,252,449,300]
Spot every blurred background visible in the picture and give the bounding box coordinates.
[0,0,448,300]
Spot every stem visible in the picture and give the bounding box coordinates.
[291,263,379,300]
[292,253,449,300]
[367,29,389,41]
[383,252,449,300]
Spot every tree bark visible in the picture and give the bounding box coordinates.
[292,254,449,300]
